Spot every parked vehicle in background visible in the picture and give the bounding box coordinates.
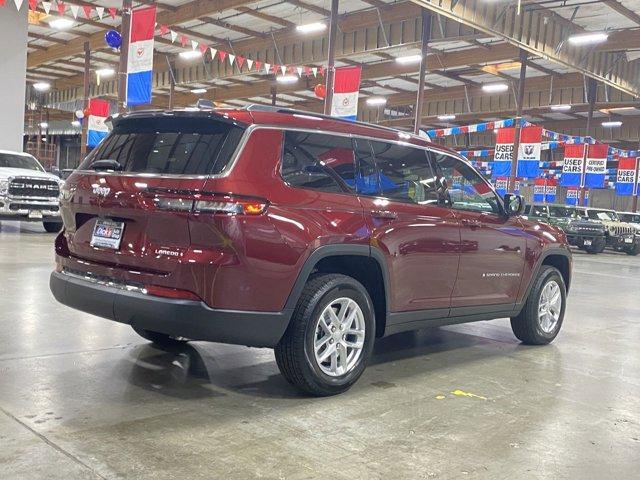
[523,204,606,254]
[617,211,640,231]
[575,207,640,255]
[0,150,64,232]
[50,106,572,396]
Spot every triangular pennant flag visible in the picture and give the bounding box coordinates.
[95,6,103,19]
[198,42,208,54]
[280,65,286,75]
[108,7,116,19]
[70,4,78,18]
[255,60,262,71]
[218,50,227,61]
[56,1,64,15]
[179,35,188,47]
[170,30,178,43]
[319,66,326,77]
[209,47,217,59]
[191,40,198,50]
[0,0,6,6]
[42,1,51,14]
[288,65,295,74]
[28,0,37,11]
[297,66,303,77]
[312,67,318,77]
[159,24,168,35]
[304,66,311,76]
[14,0,24,10]
[82,5,91,18]
[228,54,235,65]
[236,56,245,68]
[263,62,270,74]
[246,58,253,70]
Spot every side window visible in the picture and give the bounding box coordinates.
[434,153,501,214]
[281,131,356,193]
[369,140,439,205]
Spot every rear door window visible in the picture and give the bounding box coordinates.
[79,116,245,175]
[281,131,355,193]
[368,141,439,205]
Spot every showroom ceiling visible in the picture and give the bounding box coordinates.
[24,0,640,146]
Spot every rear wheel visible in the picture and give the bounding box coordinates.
[43,221,62,233]
[511,265,566,345]
[275,273,375,396]
[132,326,188,347]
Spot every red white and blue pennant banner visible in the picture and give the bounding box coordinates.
[516,126,542,178]
[533,178,558,203]
[560,144,586,187]
[330,66,361,121]
[584,144,608,189]
[126,5,156,106]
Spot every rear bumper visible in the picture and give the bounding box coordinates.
[50,271,292,348]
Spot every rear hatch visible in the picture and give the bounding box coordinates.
[62,112,246,273]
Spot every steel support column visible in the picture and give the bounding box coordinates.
[80,41,90,157]
[414,9,432,134]
[324,0,339,115]
[118,0,132,112]
[580,78,598,206]
[509,49,527,193]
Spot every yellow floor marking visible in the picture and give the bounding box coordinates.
[451,389,487,400]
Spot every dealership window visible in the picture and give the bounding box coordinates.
[434,153,500,214]
[368,141,439,205]
[281,131,356,193]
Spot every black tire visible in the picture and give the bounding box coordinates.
[43,221,63,233]
[274,273,375,396]
[624,242,640,256]
[132,326,188,347]
[584,237,605,254]
[510,265,566,345]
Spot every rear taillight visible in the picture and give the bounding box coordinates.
[146,190,268,216]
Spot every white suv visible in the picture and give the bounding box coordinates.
[0,150,63,232]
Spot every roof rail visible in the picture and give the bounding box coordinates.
[243,104,421,138]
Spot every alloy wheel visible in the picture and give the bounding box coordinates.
[313,297,366,377]
[538,280,562,333]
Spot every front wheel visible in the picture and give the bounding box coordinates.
[275,273,375,396]
[511,265,566,345]
[43,221,63,233]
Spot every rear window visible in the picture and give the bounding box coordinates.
[80,116,245,175]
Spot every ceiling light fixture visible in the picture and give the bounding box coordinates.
[33,82,51,92]
[366,97,387,106]
[601,120,622,128]
[568,32,608,46]
[39,122,48,129]
[179,50,202,60]
[296,22,326,34]
[482,83,509,93]
[550,104,572,111]
[190,88,207,94]
[71,120,81,127]
[276,75,298,84]
[49,18,75,30]
[96,68,115,77]
[437,114,456,121]
[395,54,422,64]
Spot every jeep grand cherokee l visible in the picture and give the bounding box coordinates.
[50,107,572,396]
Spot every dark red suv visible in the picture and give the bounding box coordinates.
[50,106,572,396]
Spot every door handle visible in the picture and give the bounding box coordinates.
[371,210,397,220]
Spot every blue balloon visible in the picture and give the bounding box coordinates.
[105,30,122,49]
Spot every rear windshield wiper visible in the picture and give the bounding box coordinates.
[90,159,123,171]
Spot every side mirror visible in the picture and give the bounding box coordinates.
[504,194,525,217]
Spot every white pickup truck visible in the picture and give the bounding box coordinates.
[0,150,64,232]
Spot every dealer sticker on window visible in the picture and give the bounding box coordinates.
[90,219,125,250]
